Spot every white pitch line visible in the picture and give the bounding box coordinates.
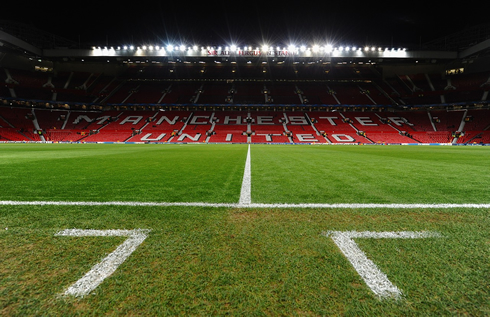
[238,144,252,206]
[1,200,489,208]
[55,229,150,297]
[323,231,442,299]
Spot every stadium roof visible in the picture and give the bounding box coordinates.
[1,4,488,63]
[1,3,483,46]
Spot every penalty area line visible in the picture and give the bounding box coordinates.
[1,200,489,209]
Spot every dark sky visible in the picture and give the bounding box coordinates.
[2,2,483,48]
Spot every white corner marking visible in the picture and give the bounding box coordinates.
[323,230,441,299]
[55,229,151,297]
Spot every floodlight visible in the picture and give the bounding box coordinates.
[230,45,237,51]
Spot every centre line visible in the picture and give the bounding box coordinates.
[239,144,252,206]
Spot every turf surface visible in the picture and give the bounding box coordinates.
[0,143,489,315]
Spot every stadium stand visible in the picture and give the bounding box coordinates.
[1,102,490,144]
[1,23,490,144]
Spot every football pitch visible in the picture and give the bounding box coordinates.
[0,143,489,315]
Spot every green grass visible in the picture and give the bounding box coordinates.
[0,143,489,315]
[0,143,247,203]
[252,145,490,204]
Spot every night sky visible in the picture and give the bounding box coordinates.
[1,2,483,48]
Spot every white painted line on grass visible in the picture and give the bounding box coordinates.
[243,203,490,209]
[55,229,150,297]
[0,200,236,208]
[1,200,489,209]
[238,144,252,206]
[323,231,441,299]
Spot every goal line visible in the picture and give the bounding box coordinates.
[0,200,488,209]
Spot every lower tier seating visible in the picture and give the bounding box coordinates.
[1,106,489,144]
